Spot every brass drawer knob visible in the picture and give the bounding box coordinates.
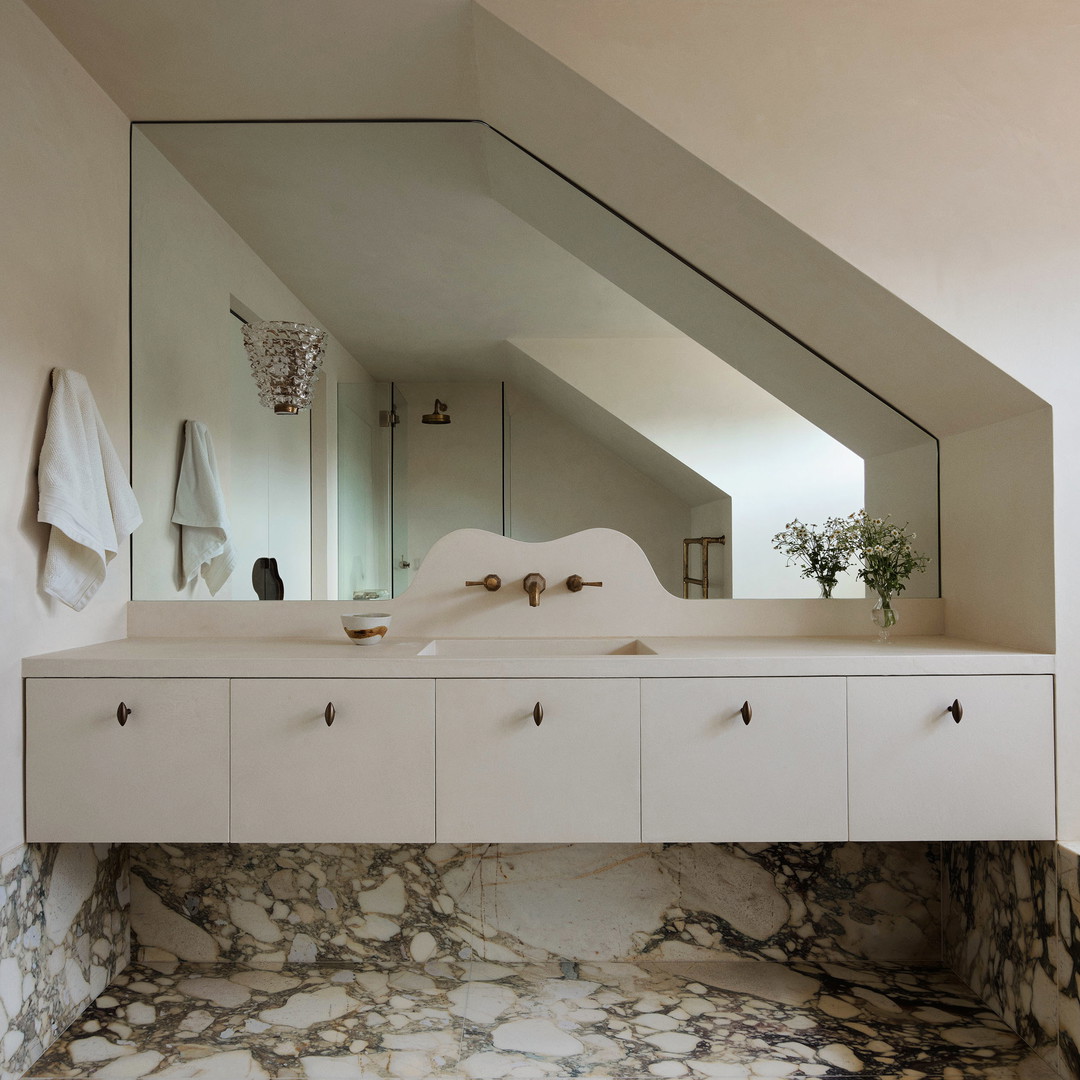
[740,701,752,726]
[948,699,963,724]
[324,702,336,727]
[533,702,544,726]
[116,702,131,727]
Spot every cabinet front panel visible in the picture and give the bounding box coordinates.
[26,678,230,842]
[641,677,847,841]
[231,679,435,842]
[436,679,639,842]
[848,675,1055,840]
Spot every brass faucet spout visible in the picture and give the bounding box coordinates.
[523,572,546,607]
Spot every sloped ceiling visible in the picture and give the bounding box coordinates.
[138,121,679,380]
[470,1,1048,438]
[23,0,478,119]
[23,0,1048,436]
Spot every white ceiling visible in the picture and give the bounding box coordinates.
[138,120,681,379]
[24,0,478,120]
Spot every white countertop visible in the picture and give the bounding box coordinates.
[22,635,1054,678]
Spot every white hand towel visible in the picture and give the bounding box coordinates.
[37,368,142,611]
[172,420,237,595]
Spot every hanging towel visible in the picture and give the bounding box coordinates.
[172,420,237,595]
[37,368,142,611]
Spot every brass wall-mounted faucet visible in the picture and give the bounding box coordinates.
[464,574,501,592]
[566,575,603,592]
[523,572,546,607]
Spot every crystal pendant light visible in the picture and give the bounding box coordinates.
[242,321,327,414]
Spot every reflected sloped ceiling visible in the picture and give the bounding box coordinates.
[138,121,681,381]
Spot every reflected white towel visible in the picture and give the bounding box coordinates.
[172,420,237,595]
[37,368,142,611]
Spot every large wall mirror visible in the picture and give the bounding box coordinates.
[131,121,939,601]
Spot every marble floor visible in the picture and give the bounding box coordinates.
[23,960,1056,1080]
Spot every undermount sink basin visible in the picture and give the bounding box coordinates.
[417,638,657,658]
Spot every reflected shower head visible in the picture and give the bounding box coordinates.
[421,399,451,424]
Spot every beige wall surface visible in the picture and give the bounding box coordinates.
[5,0,1074,828]
[23,0,479,121]
[0,0,131,856]
[476,0,1072,824]
[474,0,1077,393]
[131,133,374,601]
[511,336,868,599]
[506,384,697,596]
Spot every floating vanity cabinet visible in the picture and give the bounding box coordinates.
[25,678,230,842]
[230,679,435,842]
[848,675,1055,840]
[23,634,1056,843]
[641,677,848,841]
[435,678,640,842]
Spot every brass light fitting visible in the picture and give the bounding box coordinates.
[421,399,451,424]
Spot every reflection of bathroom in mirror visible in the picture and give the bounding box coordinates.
[131,121,938,601]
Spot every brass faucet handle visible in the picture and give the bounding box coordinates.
[523,572,546,607]
[566,575,603,592]
[465,574,502,592]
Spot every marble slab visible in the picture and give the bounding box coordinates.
[1055,845,1080,1080]
[129,843,941,968]
[942,841,1080,1080]
[25,958,1056,1079]
[0,843,129,1080]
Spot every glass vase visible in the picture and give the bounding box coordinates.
[818,579,837,599]
[872,592,898,642]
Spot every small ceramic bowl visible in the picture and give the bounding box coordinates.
[341,613,392,645]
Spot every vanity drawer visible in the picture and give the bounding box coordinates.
[25,678,230,842]
[641,677,848,841]
[848,675,1055,840]
[230,678,435,842]
[435,678,639,842]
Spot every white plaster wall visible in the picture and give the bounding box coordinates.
[24,0,479,122]
[0,0,130,855]
[476,0,1077,404]
[132,133,374,600]
[864,442,940,568]
[7,1,1068,819]
[513,337,866,598]
[222,320,312,600]
[940,409,1055,654]
[336,381,390,601]
[313,341,385,601]
[474,0,1069,817]
[393,382,503,586]
[506,384,695,595]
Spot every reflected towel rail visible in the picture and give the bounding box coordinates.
[682,536,726,599]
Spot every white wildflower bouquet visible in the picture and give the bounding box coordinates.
[771,517,854,598]
[847,510,931,626]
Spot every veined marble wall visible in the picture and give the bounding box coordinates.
[1060,844,1080,1078]
[0,843,129,1080]
[944,840,1080,1080]
[130,842,941,968]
